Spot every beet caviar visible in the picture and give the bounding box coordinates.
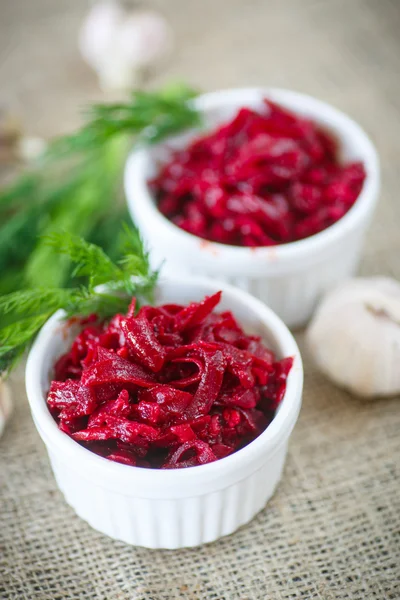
[151,99,366,247]
[47,293,293,469]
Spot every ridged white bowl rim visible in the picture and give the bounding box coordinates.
[26,274,303,498]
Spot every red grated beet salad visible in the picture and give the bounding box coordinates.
[151,99,366,246]
[47,292,293,469]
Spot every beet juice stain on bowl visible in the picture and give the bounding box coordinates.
[150,99,366,247]
[26,275,303,548]
[47,291,293,469]
[125,88,380,328]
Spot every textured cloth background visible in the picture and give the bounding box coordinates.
[1,0,400,598]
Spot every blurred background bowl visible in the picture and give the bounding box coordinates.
[125,87,380,328]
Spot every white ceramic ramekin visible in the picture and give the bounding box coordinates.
[25,275,303,549]
[125,88,380,329]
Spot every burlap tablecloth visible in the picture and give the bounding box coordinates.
[1,0,400,598]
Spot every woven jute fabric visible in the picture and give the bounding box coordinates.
[1,0,400,598]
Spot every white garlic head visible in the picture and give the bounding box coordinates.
[79,2,173,91]
[307,277,400,398]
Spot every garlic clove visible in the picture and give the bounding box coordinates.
[79,0,125,70]
[17,136,47,162]
[307,277,400,399]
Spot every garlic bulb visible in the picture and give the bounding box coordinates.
[79,2,173,91]
[0,377,13,438]
[307,277,400,398]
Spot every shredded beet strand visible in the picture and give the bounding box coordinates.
[47,293,293,469]
[151,99,366,246]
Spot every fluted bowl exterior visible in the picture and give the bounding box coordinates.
[26,275,303,548]
[125,88,380,328]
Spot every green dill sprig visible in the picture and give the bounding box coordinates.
[0,226,158,376]
[47,86,200,158]
[43,232,125,289]
[0,84,200,295]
